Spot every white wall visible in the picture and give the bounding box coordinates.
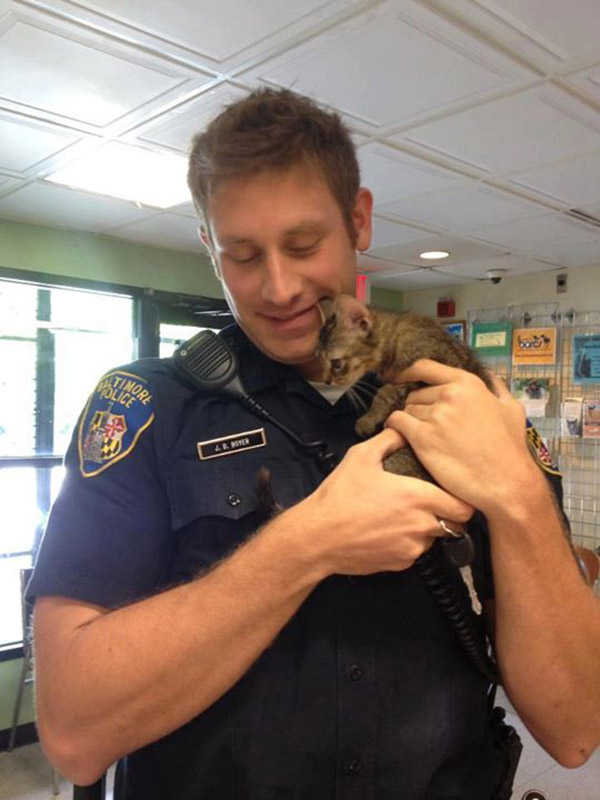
[401,264,600,319]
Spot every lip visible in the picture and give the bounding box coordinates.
[261,305,318,332]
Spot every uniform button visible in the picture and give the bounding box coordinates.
[227,493,241,507]
[347,758,363,774]
[349,664,364,681]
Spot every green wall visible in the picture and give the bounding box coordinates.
[0,218,223,297]
[1,659,35,733]
[0,219,402,733]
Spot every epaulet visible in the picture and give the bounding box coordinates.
[525,420,561,477]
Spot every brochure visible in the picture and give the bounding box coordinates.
[583,402,600,438]
[560,397,583,437]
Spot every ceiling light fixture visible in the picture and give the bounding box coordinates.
[45,142,190,209]
[420,250,450,260]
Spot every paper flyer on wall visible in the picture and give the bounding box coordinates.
[573,334,600,383]
[512,377,550,418]
[512,327,557,366]
[560,398,583,437]
[583,402,600,438]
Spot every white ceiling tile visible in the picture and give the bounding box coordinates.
[359,142,465,207]
[506,151,600,208]
[370,234,508,268]
[370,215,436,249]
[472,0,600,62]
[0,17,189,127]
[566,64,600,105]
[398,86,600,174]
[106,213,201,252]
[428,0,600,73]
[170,201,198,219]
[0,173,22,194]
[380,183,547,232]
[0,115,80,172]
[435,253,558,280]
[136,84,248,152]
[0,182,151,232]
[357,254,417,275]
[373,268,473,290]
[244,1,533,129]
[472,213,600,267]
[79,0,338,63]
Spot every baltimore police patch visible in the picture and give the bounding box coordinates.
[526,420,561,476]
[78,370,155,478]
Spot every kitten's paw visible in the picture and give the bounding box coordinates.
[355,415,380,438]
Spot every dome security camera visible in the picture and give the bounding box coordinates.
[486,269,506,284]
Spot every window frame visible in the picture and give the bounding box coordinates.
[0,266,231,658]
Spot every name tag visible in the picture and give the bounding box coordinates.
[197,428,266,460]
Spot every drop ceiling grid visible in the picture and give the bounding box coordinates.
[239,0,536,132]
[0,0,598,290]
[0,8,210,133]
[420,0,600,74]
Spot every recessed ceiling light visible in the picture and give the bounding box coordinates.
[420,250,450,260]
[45,142,190,209]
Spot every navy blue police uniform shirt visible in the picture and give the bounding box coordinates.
[28,325,565,800]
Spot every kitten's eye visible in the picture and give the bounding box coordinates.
[330,359,344,372]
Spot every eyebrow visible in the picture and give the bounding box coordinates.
[219,221,326,247]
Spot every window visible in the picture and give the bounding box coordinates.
[159,323,205,358]
[0,277,135,650]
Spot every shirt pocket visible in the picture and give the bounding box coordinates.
[164,459,306,579]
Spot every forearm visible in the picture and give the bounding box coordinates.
[35,512,323,784]
[488,474,600,767]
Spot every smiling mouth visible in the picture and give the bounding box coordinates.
[264,306,315,322]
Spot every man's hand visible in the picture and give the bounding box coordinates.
[382,359,545,517]
[291,426,474,578]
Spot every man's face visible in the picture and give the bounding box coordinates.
[203,165,372,380]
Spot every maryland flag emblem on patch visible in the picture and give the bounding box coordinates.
[526,421,561,476]
[78,371,154,477]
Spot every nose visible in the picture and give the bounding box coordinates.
[260,251,303,307]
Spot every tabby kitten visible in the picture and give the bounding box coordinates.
[316,294,494,481]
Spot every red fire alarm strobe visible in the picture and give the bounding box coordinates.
[437,298,455,318]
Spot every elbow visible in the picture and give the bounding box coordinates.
[37,717,111,786]
[537,728,598,769]
[552,743,595,769]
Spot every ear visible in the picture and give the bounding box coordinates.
[198,225,221,278]
[352,187,373,252]
[339,294,372,334]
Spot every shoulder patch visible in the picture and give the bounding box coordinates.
[526,421,561,476]
[78,370,155,478]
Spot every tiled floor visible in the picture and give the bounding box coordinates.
[0,711,598,800]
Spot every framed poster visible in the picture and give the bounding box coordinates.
[471,321,511,356]
[573,334,600,384]
[443,320,466,342]
[512,327,557,366]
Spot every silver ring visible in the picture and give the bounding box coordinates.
[438,518,466,538]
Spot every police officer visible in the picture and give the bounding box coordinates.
[30,88,600,799]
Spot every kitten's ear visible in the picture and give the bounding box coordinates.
[340,294,372,334]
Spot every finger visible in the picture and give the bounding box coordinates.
[356,426,406,463]
[488,372,511,399]
[383,408,421,440]
[403,385,442,406]
[389,358,463,386]
[428,485,475,523]
[408,479,474,522]
[403,404,431,421]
